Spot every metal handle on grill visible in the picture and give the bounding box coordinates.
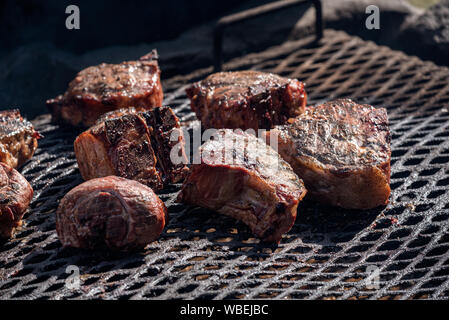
[213,0,323,72]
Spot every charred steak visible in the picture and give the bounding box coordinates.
[0,162,34,240]
[177,129,307,243]
[265,99,391,209]
[56,176,167,251]
[186,71,307,130]
[0,109,40,169]
[74,106,189,191]
[47,50,163,127]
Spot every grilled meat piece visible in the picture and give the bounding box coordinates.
[74,106,189,191]
[95,107,140,123]
[56,176,167,251]
[186,71,307,130]
[0,162,34,240]
[47,50,163,127]
[265,99,391,209]
[177,129,307,243]
[0,109,40,169]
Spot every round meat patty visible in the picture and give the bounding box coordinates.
[0,162,34,240]
[56,176,167,251]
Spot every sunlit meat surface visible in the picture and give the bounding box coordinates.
[74,106,189,191]
[265,99,391,209]
[0,109,39,169]
[56,176,167,251]
[178,129,307,243]
[186,71,307,130]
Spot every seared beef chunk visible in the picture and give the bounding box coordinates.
[56,176,167,251]
[0,109,40,168]
[140,107,190,183]
[0,162,33,240]
[74,106,189,191]
[95,107,139,123]
[47,50,163,127]
[265,99,391,209]
[186,71,307,130]
[177,129,307,243]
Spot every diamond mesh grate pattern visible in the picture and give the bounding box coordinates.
[1,30,449,300]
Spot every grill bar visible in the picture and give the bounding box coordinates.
[1,30,449,300]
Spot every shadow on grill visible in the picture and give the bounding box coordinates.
[167,201,380,249]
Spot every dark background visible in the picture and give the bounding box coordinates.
[0,0,273,118]
[0,0,247,54]
[0,0,447,118]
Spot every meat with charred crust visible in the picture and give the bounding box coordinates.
[177,129,307,243]
[0,109,40,169]
[186,71,307,130]
[0,162,34,240]
[265,99,391,209]
[56,176,167,251]
[46,50,163,127]
[74,106,189,191]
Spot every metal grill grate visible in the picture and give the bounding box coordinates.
[1,30,449,300]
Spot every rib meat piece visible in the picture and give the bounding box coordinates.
[186,71,307,130]
[177,129,307,243]
[56,176,167,251]
[265,99,391,209]
[0,109,40,169]
[47,50,163,127]
[0,162,34,240]
[74,106,189,191]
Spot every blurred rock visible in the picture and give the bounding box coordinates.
[0,43,77,118]
[398,0,449,66]
[293,0,422,43]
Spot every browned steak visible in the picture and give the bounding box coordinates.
[0,109,40,169]
[56,176,167,251]
[186,71,307,130]
[47,50,163,127]
[265,99,391,209]
[94,106,140,123]
[0,162,34,240]
[177,129,307,243]
[74,106,189,191]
